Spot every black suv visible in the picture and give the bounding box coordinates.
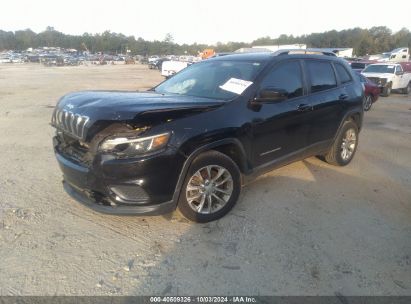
[52,50,363,222]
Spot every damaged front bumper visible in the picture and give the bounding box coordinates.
[63,181,176,215]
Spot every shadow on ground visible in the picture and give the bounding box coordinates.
[118,157,411,295]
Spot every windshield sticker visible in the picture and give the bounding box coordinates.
[219,78,253,95]
[387,65,394,68]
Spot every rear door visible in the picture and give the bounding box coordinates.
[304,60,346,146]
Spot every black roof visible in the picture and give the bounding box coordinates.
[209,52,273,62]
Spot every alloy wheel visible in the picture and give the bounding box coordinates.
[341,128,357,161]
[363,95,372,111]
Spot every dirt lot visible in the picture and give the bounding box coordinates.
[0,63,410,296]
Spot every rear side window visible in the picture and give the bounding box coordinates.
[306,61,337,93]
[335,63,352,84]
[350,62,366,69]
[260,61,303,99]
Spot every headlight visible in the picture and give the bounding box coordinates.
[99,132,170,157]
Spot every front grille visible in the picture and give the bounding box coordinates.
[51,108,90,140]
[367,77,380,85]
[55,132,93,166]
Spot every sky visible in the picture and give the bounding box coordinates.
[0,0,409,45]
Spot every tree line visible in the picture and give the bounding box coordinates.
[0,26,410,57]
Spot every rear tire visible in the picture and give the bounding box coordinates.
[177,150,241,223]
[323,120,359,166]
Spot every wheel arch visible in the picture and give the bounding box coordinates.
[348,112,362,129]
[335,109,363,139]
[170,138,248,210]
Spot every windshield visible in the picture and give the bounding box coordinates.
[155,60,265,100]
[363,65,395,74]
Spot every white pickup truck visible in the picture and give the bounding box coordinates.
[161,60,190,77]
[361,62,411,96]
[378,47,410,63]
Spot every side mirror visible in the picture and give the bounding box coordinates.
[395,71,404,76]
[254,87,288,102]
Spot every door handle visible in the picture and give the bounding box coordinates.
[339,94,349,100]
[297,104,313,112]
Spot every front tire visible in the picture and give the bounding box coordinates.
[177,150,241,223]
[323,120,359,166]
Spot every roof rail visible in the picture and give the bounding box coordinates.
[273,48,337,57]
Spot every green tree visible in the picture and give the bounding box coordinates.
[1,26,410,56]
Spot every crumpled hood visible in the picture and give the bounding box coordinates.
[52,90,224,140]
[57,90,224,120]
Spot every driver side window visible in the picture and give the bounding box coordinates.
[260,61,303,99]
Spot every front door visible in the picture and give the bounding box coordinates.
[250,60,311,167]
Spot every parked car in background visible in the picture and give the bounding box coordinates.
[161,60,191,77]
[64,56,80,66]
[362,63,411,96]
[125,56,136,64]
[0,55,11,63]
[148,55,160,63]
[377,47,410,62]
[10,56,24,63]
[148,58,169,70]
[356,72,380,111]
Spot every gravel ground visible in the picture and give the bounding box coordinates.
[0,63,410,296]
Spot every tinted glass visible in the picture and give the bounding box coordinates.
[260,61,303,99]
[351,62,366,69]
[363,65,395,74]
[335,63,352,84]
[306,61,337,93]
[155,60,264,100]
